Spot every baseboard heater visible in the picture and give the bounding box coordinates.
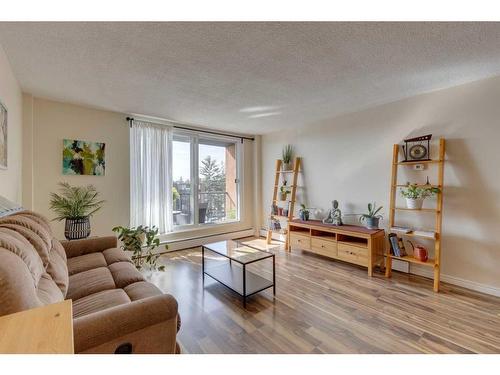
[158,228,255,253]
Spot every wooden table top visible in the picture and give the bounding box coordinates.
[0,300,74,354]
[289,219,384,235]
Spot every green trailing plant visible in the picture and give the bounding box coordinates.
[112,225,167,271]
[400,183,440,200]
[359,202,383,223]
[282,144,293,165]
[49,182,105,221]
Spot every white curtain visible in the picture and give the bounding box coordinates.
[130,120,173,233]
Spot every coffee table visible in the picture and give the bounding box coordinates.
[202,240,275,308]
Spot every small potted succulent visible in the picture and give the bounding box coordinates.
[299,204,310,221]
[400,183,441,209]
[282,144,293,171]
[112,225,167,271]
[359,202,383,229]
[49,182,105,240]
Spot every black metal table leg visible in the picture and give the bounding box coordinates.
[272,254,276,295]
[202,246,205,285]
[243,264,246,308]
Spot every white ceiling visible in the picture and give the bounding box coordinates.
[1,22,500,135]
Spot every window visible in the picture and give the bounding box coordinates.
[172,132,240,228]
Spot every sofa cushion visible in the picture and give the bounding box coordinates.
[67,252,107,276]
[108,262,145,289]
[67,267,116,301]
[0,211,69,298]
[37,273,64,305]
[124,281,163,301]
[73,289,131,318]
[102,247,132,265]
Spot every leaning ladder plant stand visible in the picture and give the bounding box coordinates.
[266,157,301,249]
[385,138,445,292]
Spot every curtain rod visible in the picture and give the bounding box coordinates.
[126,117,255,142]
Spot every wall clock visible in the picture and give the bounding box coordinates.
[402,134,432,162]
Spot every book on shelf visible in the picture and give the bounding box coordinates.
[390,226,411,234]
[413,230,436,239]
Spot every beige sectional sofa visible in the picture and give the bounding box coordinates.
[0,210,180,354]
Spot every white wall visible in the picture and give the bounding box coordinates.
[0,44,22,203]
[261,75,500,295]
[23,97,256,242]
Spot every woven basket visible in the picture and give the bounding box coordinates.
[64,217,91,240]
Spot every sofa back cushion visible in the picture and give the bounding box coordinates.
[0,211,68,316]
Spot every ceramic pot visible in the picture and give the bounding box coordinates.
[364,217,380,229]
[65,217,91,240]
[280,193,288,201]
[405,197,424,209]
[282,162,292,171]
[299,211,309,221]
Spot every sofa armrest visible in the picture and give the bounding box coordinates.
[62,236,118,258]
[73,294,179,353]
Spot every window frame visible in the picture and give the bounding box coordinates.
[172,129,242,231]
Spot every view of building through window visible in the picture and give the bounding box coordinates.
[172,134,238,227]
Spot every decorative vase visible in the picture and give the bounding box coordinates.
[405,198,424,209]
[64,217,91,240]
[364,217,380,229]
[282,162,292,171]
[299,211,309,221]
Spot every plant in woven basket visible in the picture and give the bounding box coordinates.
[49,182,105,240]
[112,225,167,271]
[49,182,105,220]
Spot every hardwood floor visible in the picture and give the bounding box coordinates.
[146,237,500,354]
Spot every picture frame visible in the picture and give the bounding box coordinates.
[0,100,7,170]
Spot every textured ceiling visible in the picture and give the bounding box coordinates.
[1,22,500,135]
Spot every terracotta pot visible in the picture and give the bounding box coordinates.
[413,245,428,262]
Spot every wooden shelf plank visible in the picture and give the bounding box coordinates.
[270,214,293,220]
[388,254,435,267]
[392,207,439,212]
[389,230,437,240]
[396,159,442,165]
[394,184,441,188]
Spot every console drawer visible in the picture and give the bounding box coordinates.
[311,237,337,258]
[290,233,311,250]
[337,243,368,266]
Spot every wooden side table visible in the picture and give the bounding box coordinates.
[0,300,74,354]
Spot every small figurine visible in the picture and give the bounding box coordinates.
[322,200,343,226]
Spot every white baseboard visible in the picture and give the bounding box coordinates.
[259,228,500,297]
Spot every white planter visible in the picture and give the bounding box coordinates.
[282,162,292,171]
[405,197,424,209]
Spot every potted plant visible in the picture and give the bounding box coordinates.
[282,144,293,171]
[112,225,167,271]
[299,204,310,221]
[359,202,383,229]
[49,182,105,240]
[400,183,441,209]
[279,185,291,201]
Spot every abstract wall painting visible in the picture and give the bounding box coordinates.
[0,101,7,170]
[62,139,105,176]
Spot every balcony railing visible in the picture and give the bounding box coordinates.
[173,191,236,225]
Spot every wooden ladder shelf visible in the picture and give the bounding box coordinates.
[385,138,445,292]
[266,157,302,249]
